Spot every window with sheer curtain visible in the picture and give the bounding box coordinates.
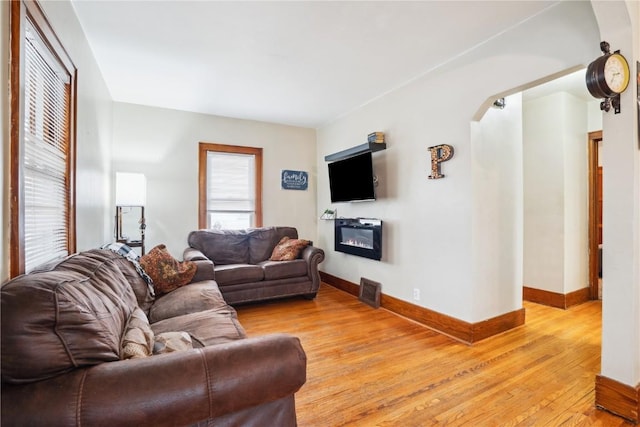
[10,0,77,276]
[198,143,263,230]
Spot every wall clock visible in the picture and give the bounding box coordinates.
[586,41,631,114]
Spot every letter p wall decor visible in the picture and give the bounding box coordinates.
[428,144,454,179]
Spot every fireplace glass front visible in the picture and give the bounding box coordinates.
[340,228,374,250]
[334,218,382,260]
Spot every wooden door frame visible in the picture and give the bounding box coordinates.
[588,130,602,300]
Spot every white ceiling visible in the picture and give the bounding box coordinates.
[71,0,581,129]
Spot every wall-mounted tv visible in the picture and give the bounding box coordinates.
[328,151,376,203]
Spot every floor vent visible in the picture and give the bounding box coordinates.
[359,278,381,309]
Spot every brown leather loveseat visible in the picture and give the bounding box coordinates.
[184,226,325,305]
[1,249,306,426]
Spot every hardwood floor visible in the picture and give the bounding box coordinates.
[236,284,633,426]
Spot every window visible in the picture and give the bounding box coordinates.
[198,143,263,230]
[10,0,77,276]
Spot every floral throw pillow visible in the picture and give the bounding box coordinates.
[140,244,197,295]
[269,236,310,261]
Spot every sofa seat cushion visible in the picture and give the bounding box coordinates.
[153,331,193,354]
[151,309,246,347]
[148,280,228,323]
[214,264,264,286]
[259,259,307,280]
[153,332,193,354]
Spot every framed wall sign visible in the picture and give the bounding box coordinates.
[281,170,308,190]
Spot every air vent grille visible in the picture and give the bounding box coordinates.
[359,278,381,309]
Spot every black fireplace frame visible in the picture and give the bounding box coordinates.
[334,218,382,261]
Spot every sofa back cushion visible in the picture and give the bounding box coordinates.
[101,243,156,314]
[248,226,298,263]
[1,250,138,384]
[107,254,155,314]
[188,229,250,265]
[188,227,300,265]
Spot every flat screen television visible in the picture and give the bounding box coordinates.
[328,151,376,203]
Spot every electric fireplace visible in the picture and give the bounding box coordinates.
[334,218,382,260]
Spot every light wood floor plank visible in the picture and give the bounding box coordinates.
[236,284,632,426]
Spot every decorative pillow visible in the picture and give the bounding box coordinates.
[269,236,310,261]
[140,244,197,295]
[121,308,154,359]
[153,332,193,354]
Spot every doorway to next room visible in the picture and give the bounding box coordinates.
[588,130,603,300]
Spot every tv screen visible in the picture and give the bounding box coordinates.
[328,152,376,203]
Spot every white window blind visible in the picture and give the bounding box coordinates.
[22,17,72,272]
[206,151,256,229]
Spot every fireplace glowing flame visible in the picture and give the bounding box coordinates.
[341,239,373,249]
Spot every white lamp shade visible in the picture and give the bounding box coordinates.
[115,172,146,206]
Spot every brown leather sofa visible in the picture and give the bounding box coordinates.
[1,249,306,426]
[184,226,325,305]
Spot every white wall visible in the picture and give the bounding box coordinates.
[317,1,600,323]
[111,102,318,258]
[471,93,523,321]
[317,72,476,320]
[587,100,603,132]
[523,92,589,295]
[1,1,113,281]
[563,94,589,294]
[591,0,640,389]
[523,94,565,293]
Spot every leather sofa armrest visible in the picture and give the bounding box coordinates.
[191,259,215,283]
[2,334,306,427]
[301,245,325,292]
[184,247,209,261]
[184,248,215,282]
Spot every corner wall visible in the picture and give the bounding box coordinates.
[471,93,523,321]
[523,92,589,295]
[591,0,640,394]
